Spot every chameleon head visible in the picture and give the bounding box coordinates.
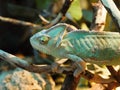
[30,23,70,56]
[30,31,51,55]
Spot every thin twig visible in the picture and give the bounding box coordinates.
[39,14,50,24]
[0,16,41,29]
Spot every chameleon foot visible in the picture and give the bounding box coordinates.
[73,61,86,77]
[66,54,86,77]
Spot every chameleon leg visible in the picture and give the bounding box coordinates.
[73,60,86,77]
[66,54,86,77]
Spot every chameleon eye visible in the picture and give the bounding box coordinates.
[39,36,50,44]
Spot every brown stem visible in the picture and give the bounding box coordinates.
[90,0,107,31]
[0,16,41,29]
[61,74,81,90]
[106,66,120,83]
[61,0,74,16]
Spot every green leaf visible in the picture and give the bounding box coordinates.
[68,0,82,21]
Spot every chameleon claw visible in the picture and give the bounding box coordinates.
[73,66,85,77]
[73,61,86,77]
[65,54,86,77]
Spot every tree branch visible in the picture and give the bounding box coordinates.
[106,66,120,83]
[100,0,120,30]
[0,49,115,84]
[90,1,107,31]
[60,0,74,16]
[0,16,41,29]
[61,74,81,90]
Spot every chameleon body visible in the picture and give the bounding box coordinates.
[30,23,120,77]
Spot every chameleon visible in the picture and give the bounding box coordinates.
[30,23,120,77]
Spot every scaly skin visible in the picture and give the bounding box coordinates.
[30,23,120,77]
[62,30,120,65]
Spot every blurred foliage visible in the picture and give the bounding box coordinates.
[35,0,53,10]
[68,0,82,21]
[82,10,93,23]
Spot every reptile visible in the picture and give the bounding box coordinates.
[30,23,120,77]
